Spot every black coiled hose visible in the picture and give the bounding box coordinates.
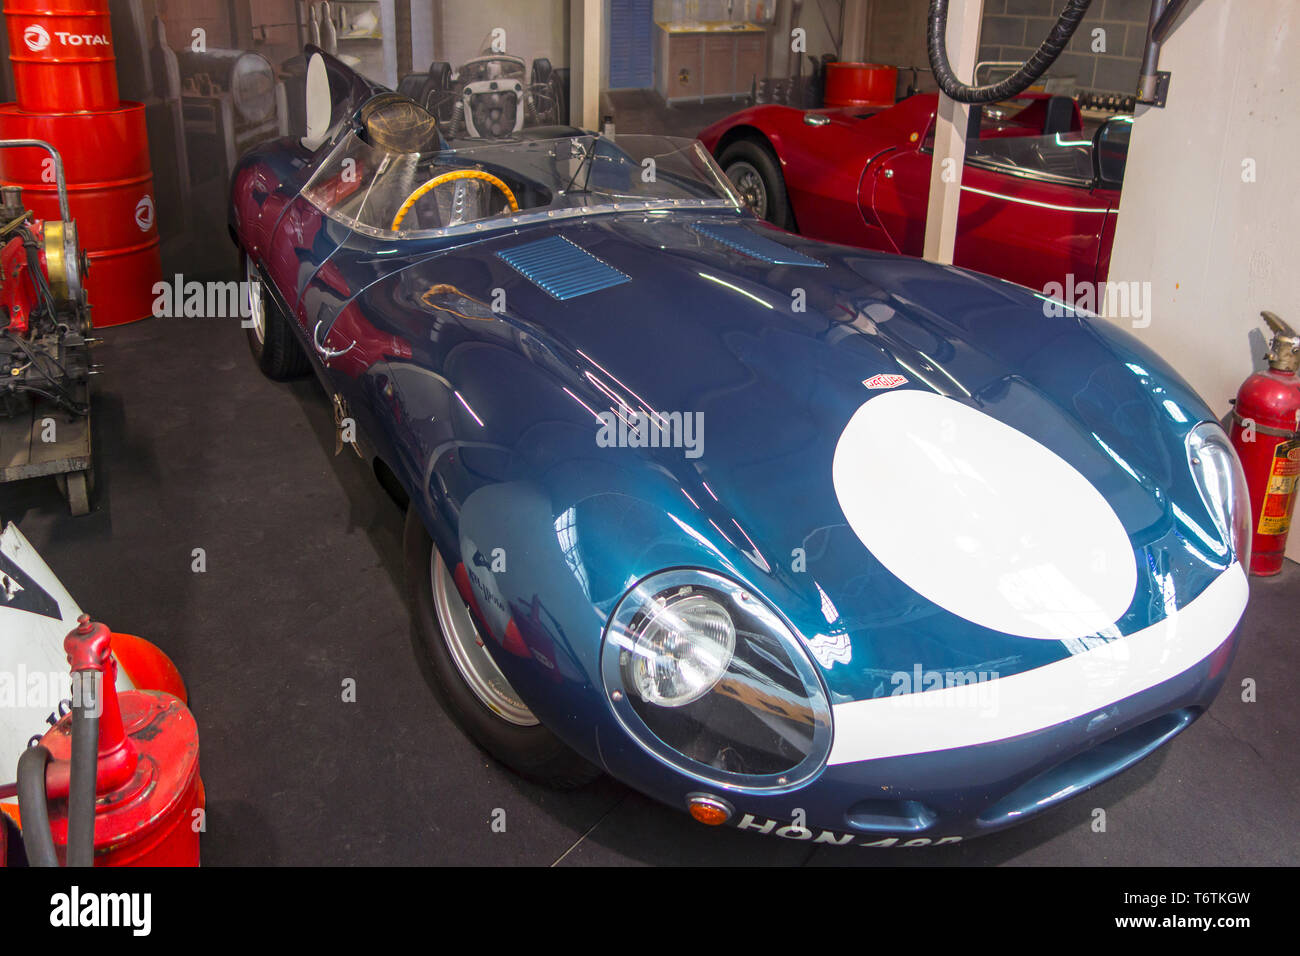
[14,671,103,867]
[926,0,1095,103]
[16,745,58,867]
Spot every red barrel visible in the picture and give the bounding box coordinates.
[0,101,160,326]
[0,101,146,180]
[824,62,898,108]
[4,0,118,112]
[83,238,163,328]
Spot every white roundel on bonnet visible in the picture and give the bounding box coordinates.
[832,390,1137,642]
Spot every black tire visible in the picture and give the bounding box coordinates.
[550,68,570,126]
[397,72,428,101]
[718,137,795,231]
[531,57,553,87]
[403,507,600,789]
[242,250,310,381]
[422,61,454,120]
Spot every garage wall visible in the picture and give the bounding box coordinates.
[411,0,436,71]
[980,0,1150,94]
[155,0,235,49]
[647,0,842,85]
[1104,0,1300,560]
[769,0,844,76]
[432,0,569,75]
[862,0,932,84]
[863,0,1153,95]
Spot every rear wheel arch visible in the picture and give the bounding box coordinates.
[713,123,774,158]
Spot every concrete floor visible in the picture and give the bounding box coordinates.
[603,89,744,139]
[1,313,1297,866]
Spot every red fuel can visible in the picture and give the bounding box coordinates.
[1229,311,1300,576]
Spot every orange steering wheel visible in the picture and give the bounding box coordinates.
[391,170,519,230]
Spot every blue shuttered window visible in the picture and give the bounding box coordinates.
[608,0,654,89]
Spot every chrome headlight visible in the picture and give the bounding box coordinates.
[602,569,832,791]
[1186,422,1252,570]
[621,590,736,707]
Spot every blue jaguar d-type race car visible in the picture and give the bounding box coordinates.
[229,50,1250,847]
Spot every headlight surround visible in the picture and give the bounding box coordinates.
[601,569,833,791]
[1186,422,1252,570]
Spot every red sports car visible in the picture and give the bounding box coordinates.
[697,93,1131,293]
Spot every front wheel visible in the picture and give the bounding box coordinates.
[718,138,795,230]
[242,250,310,381]
[403,507,600,789]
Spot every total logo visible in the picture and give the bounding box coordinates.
[134,195,155,232]
[22,25,49,52]
[22,23,111,52]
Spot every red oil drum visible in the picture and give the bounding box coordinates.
[0,102,161,326]
[4,0,118,112]
[824,62,898,108]
[0,101,147,180]
[17,170,156,251]
[83,238,163,328]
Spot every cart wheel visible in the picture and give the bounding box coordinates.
[56,470,92,516]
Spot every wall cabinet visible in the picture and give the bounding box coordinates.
[655,23,767,103]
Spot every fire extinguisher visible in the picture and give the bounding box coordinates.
[1229,311,1300,576]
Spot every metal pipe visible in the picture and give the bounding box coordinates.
[1152,0,1193,42]
[0,139,70,222]
[1137,0,1171,102]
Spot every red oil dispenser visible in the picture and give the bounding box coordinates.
[18,616,202,866]
[1229,311,1300,576]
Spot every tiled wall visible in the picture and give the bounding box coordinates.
[978,0,1153,94]
[864,0,1155,95]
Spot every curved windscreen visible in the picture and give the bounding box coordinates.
[301,130,742,239]
[965,132,1095,184]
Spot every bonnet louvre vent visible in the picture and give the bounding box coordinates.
[690,222,827,267]
[496,236,630,300]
